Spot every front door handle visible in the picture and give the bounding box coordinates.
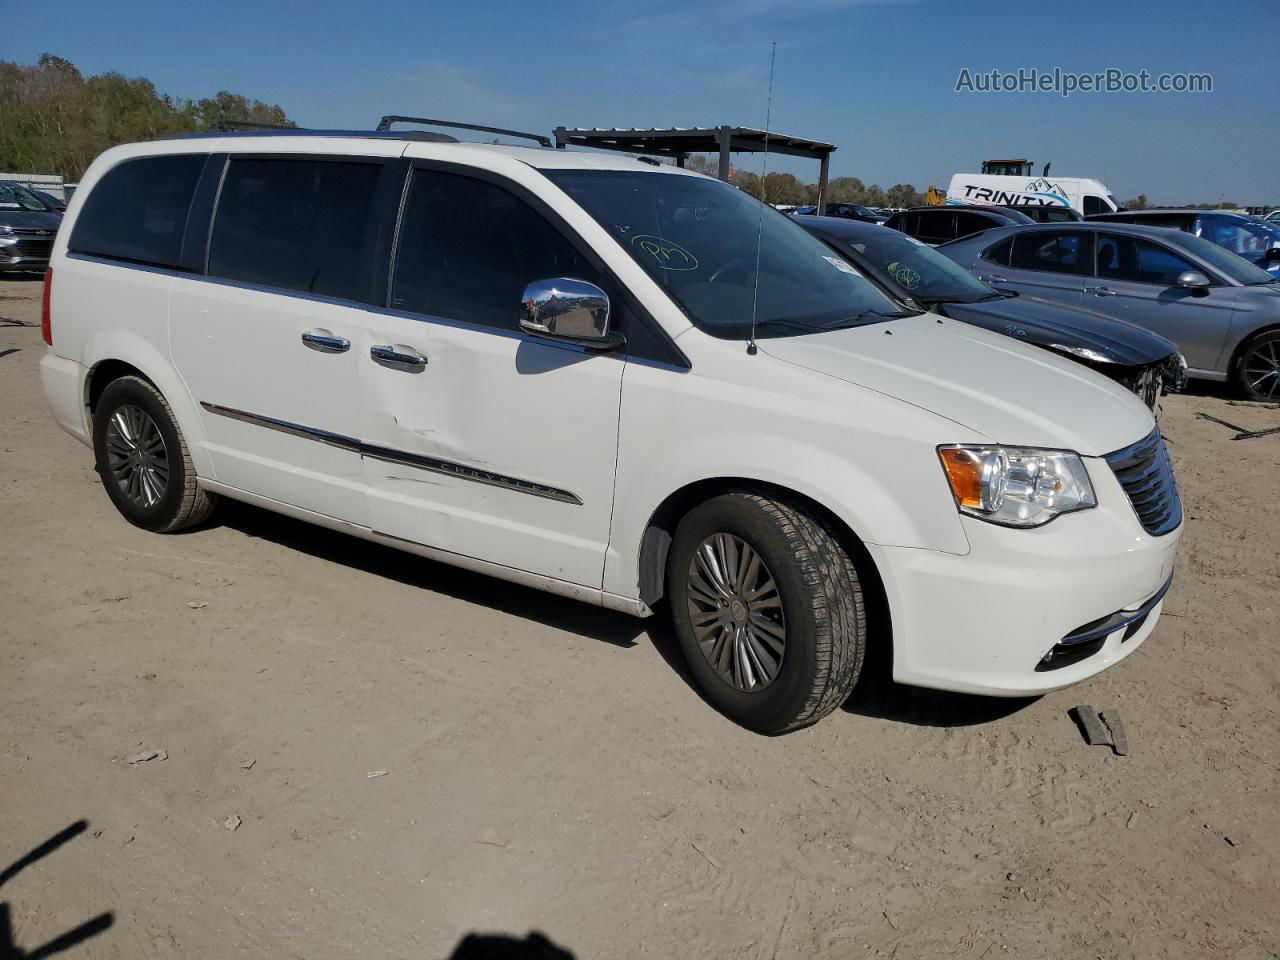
[1086,286,1117,297]
[371,344,428,369]
[979,274,1008,284]
[301,329,350,353]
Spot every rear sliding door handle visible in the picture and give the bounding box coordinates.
[1086,286,1117,297]
[370,344,428,369]
[301,330,350,353]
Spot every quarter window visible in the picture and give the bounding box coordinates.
[208,157,383,302]
[1096,235,1197,285]
[1009,231,1089,275]
[68,155,206,268]
[391,169,599,331]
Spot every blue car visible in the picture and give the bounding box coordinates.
[1088,209,1280,277]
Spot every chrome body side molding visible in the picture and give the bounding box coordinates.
[199,401,583,505]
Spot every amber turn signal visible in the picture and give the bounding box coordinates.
[938,447,986,509]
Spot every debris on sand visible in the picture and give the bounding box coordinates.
[186,600,209,609]
[126,748,167,764]
[366,770,389,779]
[223,815,242,831]
[1100,710,1129,756]
[475,829,509,848]
[240,759,256,770]
[1071,707,1129,756]
[1071,706,1111,747]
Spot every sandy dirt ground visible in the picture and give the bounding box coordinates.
[2,276,1278,959]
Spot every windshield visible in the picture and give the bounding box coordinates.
[545,170,906,339]
[835,229,995,303]
[1171,231,1276,284]
[0,182,55,212]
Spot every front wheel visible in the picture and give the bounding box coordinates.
[668,492,866,734]
[92,375,217,532]
[1234,329,1280,401]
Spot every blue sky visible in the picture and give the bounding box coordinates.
[4,0,1276,203]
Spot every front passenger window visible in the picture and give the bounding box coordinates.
[392,169,599,331]
[1097,235,1197,285]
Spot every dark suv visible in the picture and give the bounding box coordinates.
[885,205,1033,245]
[0,181,63,274]
[996,204,1083,224]
[1087,209,1280,276]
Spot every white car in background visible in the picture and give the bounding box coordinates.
[39,131,1181,732]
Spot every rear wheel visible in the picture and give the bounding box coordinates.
[1234,329,1280,401]
[667,492,865,734]
[92,375,217,532]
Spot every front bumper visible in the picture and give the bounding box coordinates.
[867,456,1181,697]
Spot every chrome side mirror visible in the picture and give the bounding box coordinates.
[519,278,624,350]
[1175,270,1211,293]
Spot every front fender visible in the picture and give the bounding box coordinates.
[602,361,971,600]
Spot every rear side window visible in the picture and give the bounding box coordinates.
[953,212,993,239]
[391,168,599,331]
[208,157,383,302]
[981,237,1013,266]
[1009,231,1089,274]
[69,155,205,268]
[916,211,956,243]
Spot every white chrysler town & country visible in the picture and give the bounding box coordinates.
[38,130,1181,732]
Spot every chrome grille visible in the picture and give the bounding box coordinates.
[13,236,53,259]
[1104,429,1182,536]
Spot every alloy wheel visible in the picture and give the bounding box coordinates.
[104,403,169,508]
[1244,339,1280,400]
[686,532,786,692]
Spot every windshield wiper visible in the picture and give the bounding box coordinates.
[754,309,916,335]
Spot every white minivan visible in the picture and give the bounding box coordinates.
[39,131,1182,732]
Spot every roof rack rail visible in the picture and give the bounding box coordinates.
[377,115,551,147]
[172,128,458,143]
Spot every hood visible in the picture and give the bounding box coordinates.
[761,313,1154,456]
[0,209,62,231]
[935,293,1178,366]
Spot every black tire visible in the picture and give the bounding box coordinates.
[1233,329,1280,402]
[667,491,865,734]
[92,375,217,532]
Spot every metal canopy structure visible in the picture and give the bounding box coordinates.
[552,126,837,213]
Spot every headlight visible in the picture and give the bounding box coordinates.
[938,445,1096,528]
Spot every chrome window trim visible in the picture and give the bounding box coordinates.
[199,401,583,505]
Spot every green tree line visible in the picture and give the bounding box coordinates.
[0,53,295,181]
[684,155,923,207]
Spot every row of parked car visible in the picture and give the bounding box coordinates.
[792,202,1280,401]
[0,181,65,275]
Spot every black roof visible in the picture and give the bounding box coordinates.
[891,205,1035,224]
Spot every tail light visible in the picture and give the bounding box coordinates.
[41,267,53,346]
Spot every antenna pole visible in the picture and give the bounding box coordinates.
[747,41,777,356]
